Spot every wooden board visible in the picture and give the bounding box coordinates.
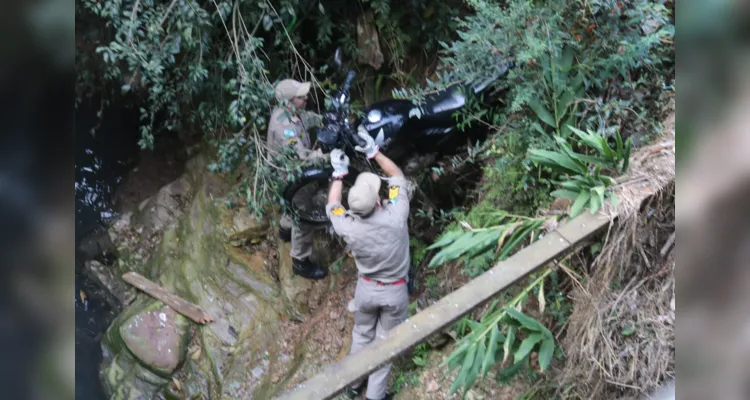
[274,213,615,400]
[122,272,213,324]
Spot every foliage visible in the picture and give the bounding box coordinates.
[443,269,557,396]
[427,211,545,276]
[415,0,673,394]
[529,126,632,217]
[76,0,462,217]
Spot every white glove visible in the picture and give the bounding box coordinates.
[354,125,379,159]
[330,149,349,178]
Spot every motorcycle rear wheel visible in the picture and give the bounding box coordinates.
[283,168,358,224]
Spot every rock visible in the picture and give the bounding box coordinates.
[219,203,270,246]
[78,226,116,262]
[277,236,347,321]
[356,11,384,70]
[133,177,190,233]
[119,303,191,377]
[85,260,136,307]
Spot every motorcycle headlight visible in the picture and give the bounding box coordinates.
[367,109,382,123]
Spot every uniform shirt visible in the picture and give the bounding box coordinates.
[326,175,413,283]
[266,107,322,160]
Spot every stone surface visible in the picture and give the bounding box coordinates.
[119,304,191,376]
[133,176,190,233]
[85,260,136,307]
[219,202,270,246]
[100,153,365,400]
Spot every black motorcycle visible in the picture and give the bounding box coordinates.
[282,49,515,224]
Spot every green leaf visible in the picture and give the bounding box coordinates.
[559,180,585,191]
[550,189,580,199]
[593,186,606,206]
[557,91,576,120]
[450,343,477,395]
[498,220,543,260]
[528,149,587,175]
[441,341,470,367]
[503,325,516,363]
[589,188,601,213]
[599,136,616,159]
[528,98,556,128]
[514,333,543,364]
[568,126,604,154]
[505,307,543,333]
[482,325,500,377]
[569,190,591,218]
[538,338,555,371]
[622,138,632,172]
[558,46,575,71]
[465,339,485,392]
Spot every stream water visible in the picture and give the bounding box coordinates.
[75,98,141,400]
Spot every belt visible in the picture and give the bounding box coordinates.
[361,276,407,286]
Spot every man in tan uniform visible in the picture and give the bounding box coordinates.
[267,78,328,280]
[326,127,412,400]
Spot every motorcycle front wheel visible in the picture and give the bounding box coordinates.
[282,167,359,223]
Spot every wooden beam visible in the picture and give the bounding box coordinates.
[122,272,214,324]
[275,211,614,400]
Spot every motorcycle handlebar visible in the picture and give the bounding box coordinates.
[341,70,356,94]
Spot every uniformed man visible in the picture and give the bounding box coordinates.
[326,127,412,400]
[267,78,328,280]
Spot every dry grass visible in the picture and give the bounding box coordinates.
[557,120,676,400]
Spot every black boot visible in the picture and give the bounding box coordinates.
[279,226,291,242]
[292,257,328,280]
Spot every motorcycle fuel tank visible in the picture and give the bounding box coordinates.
[360,99,415,148]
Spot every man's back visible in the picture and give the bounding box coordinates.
[327,175,412,283]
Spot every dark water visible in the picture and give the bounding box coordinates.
[75,98,142,400]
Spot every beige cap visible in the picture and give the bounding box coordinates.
[347,172,382,215]
[275,79,311,101]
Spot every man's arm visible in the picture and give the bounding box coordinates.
[328,179,343,204]
[372,152,402,177]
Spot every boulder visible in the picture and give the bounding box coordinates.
[119,303,191,376]
[133,176,190,233]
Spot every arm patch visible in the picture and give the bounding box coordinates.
[331,206,345,216]
[388,186,400,200]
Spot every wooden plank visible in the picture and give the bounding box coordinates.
[275,226,609,400]
[122,272,213,324]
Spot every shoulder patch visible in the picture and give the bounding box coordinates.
[388,186,400,200]
[288,138,298,145]
[283,128,296,138]
[331,206,345,216]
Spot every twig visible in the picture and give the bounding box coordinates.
[159,0,178,26]
[127,0,141,43]
[660,231,675,257]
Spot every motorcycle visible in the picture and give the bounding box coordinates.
[282,49,515,224]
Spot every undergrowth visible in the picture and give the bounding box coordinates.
[404,0,674,397]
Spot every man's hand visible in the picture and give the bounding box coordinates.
[330,149,349,178]
[354,125,379,159]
